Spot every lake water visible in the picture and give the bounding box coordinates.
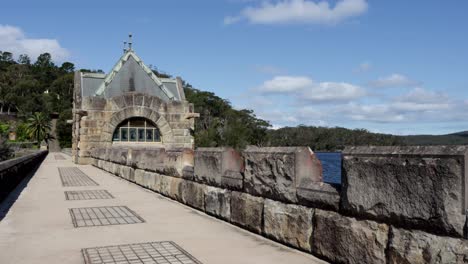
[315,152,342,184]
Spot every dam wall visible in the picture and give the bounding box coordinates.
[89,145,468,264]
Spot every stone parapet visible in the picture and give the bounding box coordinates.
[243,146,323,203]
[194,147,244,189]
[89,144,468,264]
[342,145,468,238]
[0,150,48,203]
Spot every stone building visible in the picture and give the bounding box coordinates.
[72,44,198,164]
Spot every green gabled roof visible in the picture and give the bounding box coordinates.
[93,49,178,101]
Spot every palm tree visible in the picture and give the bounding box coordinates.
[26,112,51,146]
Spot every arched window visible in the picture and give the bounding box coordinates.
[112,117,161,143]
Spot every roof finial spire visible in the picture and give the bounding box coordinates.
[123,41,127,53]
[128,33,133,51]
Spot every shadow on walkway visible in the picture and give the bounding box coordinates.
[0,163,42,221]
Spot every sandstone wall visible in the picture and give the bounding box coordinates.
[73,72,196,165]
[90,146,468,264]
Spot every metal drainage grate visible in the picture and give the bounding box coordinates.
[69,206,144,228]
[65,190,114,200]
[55,154,66,160]
[58,167,99,187]
[82,241,202,264]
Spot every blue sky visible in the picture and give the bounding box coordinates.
[1,0,467,135]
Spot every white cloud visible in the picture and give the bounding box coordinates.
[258,75,365,102]
[343,103,405,123]
[0,24,69,61]
[392,87,452,112]
[369,73,419,88]
[225,0,368,25]
[301,82,366,102]
[336,88,457,123]
[258,76,313,93]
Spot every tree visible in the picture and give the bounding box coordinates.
[18,54,31,65]
[60,62,75,74]
[26,112,51,146]
[34,53,54,68]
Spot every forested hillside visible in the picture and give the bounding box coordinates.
[0,51,74,147]
[400,131,468,146]
[0,50,466,151]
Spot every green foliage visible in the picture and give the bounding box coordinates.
[0,51,77,147]
[0,121,9,137]
[57,110,72,148]
[26,112,51,145]
[15,122,31,141]
[184,85,271,149]
[266,125,403,151]
[400,131,468,145]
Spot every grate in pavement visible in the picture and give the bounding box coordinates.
[55,154,66,160]
[69,206,144,228]
[65,190,114,200]
[58,167,99,187]
[82,241,202,264]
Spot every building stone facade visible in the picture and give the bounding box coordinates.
[72,47,198,164]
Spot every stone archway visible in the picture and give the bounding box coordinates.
[102,106,174,144]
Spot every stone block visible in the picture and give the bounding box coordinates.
[263,199,313,252]
[119,166,134,182]
[142,171,157,189]
[124,93,134,106]
[108,148,128,165]
[204,186,231,221]
[243,146,322,203]
[134,169,145,186]
[297,182,340,211]
[126,148,193,177]
[312,209,389,264]
[82,96,107,110]
[342,146,468,237]
[150,96,163,111]
[160,176,182,201]
[194,148,244,189]
[134,93,144,106]
[142,95,152,108]
[112,96,126,109]
[388,227,468,264]
[181,181,205,210]
[148,172,162,192]
[230,191,264,234]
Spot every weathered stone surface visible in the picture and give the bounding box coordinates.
[143,171,157,189]
[159,176,182,201]
[194,148,244,189]
[297,182,340,211]
[312,209,389,264]
[119,165,135,182]
[388,227,468,264]
[243,147,322,203]
[134,169,145,186]
[204,186,231,221]
[263,199,313,252]
[180,181,204,210]
[230,191,264,234]
[108,148,128,165]
[342,145,468,237]
[243,147,297,203]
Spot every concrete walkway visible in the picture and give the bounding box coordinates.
[0,153,327,264]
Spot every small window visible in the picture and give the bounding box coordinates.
[112,117,161,143]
